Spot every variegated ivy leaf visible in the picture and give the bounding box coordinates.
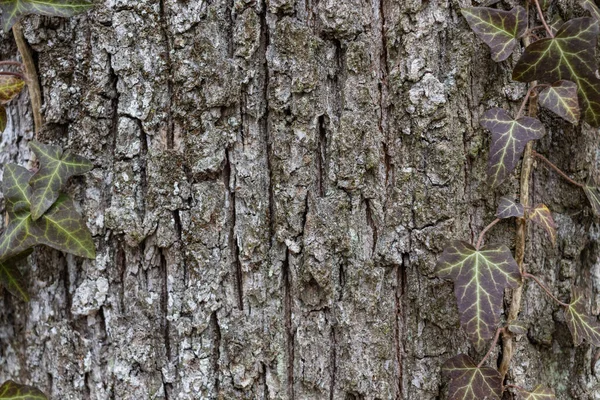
[518,385,556,399]
[565,287,600,346]
[0,105,6,133]
[528,204,557,246]
[513,18,600,126]
[496,197,524,219]
[0,75,24,103]
[28,140,92,220]
[442,354,502,400]
[0,249,32,301]
[583,185,600,217]
[582,0,600,22]
[436,240,521,349]
[0,380,47,399]
[3,163,33,215]
[539,81,580,124]
[480,108,545,187]
[507,320,528,335]
[461,6,527,62]
[0,0,93,32]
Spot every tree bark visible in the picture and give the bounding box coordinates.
[0,0,599,399]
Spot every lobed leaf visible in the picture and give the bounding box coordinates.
[496,197,524,219]
[0,75,25,103]
[461,6,527,62]
[0,0,93,32]
[513,18,600,126]
[582,0,600,22]
[28,140,92,220]
[0,380,47,399]
[518,385,556,399]
[0,250,32,301]
[539,81,580,124]
[528,204,557,246]
[480,108,545,187]
[2,163,33,215]
[436,240,521,349]
[565,287,600,346]
[0,209,42,261]
[583,185,600,217]
[442,354,502,400]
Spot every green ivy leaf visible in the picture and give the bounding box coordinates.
[0,209,41,260]
[528,204,557,246]
[0,105,6,133]
[442,354,502,400]
[461,6,526,62]
[28,140,92,220]
[539,81,580,124]
[583,185,600,217]
[517,385,556,399]
[0,380,47,399]
[36,194,95,259]
[3,163,33,215]
[0,0,93,32]
[436,240,521,349]
[0,249,32,301]
[565,287,600,346]
[582,0,600,22]
[496,197,524,219]
[513,18,600,126]
[0,75,24,103]
[481,108,545,187]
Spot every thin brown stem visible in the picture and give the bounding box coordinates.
[476,218,501,250]
[532,150,585,188]
[0,61,25,70]
[516,84,549,119]
[477,327,503,368]
[505,384,527,393]
[0,71,26,80]
[523,272,569,307]
[532,0,554,38]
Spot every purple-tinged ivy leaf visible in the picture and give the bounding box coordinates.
[528,204,557,246]
[513,18,600,126]
[583,185,600,217]
[436,240,521,349]
[442,354,502,400]
[565,287,600,346]
[0,250,32,301]
[539,81,580,124]
[550,16,564,35]
[0,0,94,32]
[582,0,600,22]
[496,197,524,219]
[461,6,527,62]
[0,75,24,103]
[0,379,47,399]
[517,385,556,399]
[480,108,545,187]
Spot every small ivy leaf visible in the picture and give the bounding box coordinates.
[481,108,545,187]
[582,0,600,22]
[518,385,556,399]
[0,380,47,399]
[496,197,524,219]
[528,204,557,246]
[539,81,580,124]
[0,0,94,32]
[583,185,600,217]
[442,354,502,400]
[2,163,33,215]
[37,194,95,259]
[0,105,6,133]
[28,140,92,220]
[565,287,600,346]
[0,250,32,301]
[507,320,528,335]
[436,240,521,349]
[0,75,24,103]
[461,6,527,62]
[513,18,600,126]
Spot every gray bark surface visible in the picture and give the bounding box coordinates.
[0,0,599,398]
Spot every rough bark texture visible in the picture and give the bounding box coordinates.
[0,0,599,399]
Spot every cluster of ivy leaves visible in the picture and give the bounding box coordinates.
[436,2,600,399]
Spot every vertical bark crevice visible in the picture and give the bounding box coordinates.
[395,254,409,400]
[158,0,175,149]
[210,311,221,395]
[224,149,243,310]
[316,114,327,198]
[365,199,378,256]
[134,118,149,218]
[329,325,337,400]
[282,248,294,400]
[159,250,171,361]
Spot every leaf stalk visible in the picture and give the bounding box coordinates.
[476,218,501,250]
[532,150,585,188]
[523,272,569,307]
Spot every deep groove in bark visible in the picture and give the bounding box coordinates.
[160,250,172,361]
[329,325,337,400]
[172,210,187,283]
[135,118,149,218]
[116,239,126,312]
[158,0,175,149]
[317,114,327,197]
[396,254,409,399]
[61,255,72,321]
[365,199,378,256]
[224,149,244,309]
[210,311,221,395]
[282,248,294,400]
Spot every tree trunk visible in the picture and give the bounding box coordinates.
[0,0,599,398]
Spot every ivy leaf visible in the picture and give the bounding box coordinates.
[512,18,600,126]
[36,194,95,259]
[2,163,33,215]
[0,105,6,133]
[461,6,527,62]
[517,385,556,399]
[28,140,92,220]
[539,81,580,124]
[0,380,47,399]
[0,209,41,260]
[0,0,93,32]
[0,75,24,103]
[528,204,557,245]
[565,287,600,346]
[507,320,528,335]
[480,108,545,187]
[436,240,521,348]
[582,0,600,22]
[583,185,600,217]
[442,354,502,400]
[496,197,524,219]
[0,249,32,301]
